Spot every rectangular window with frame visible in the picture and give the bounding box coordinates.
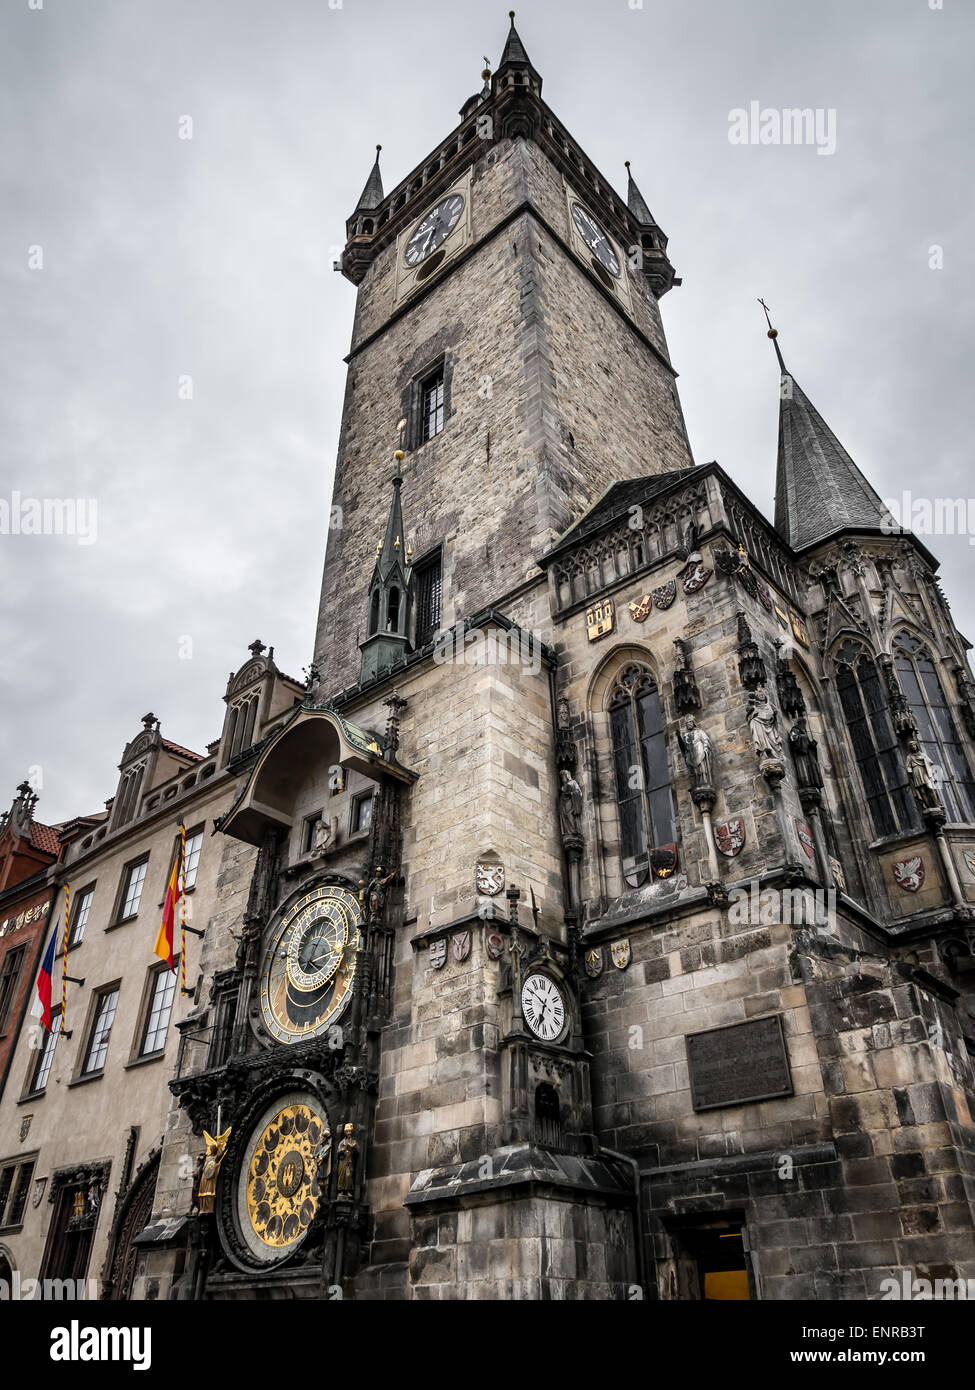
[351,792,373,836]
[0,945,27,1034]
[414,552,443,648]
[0,1158,35,1230]
[420,367,445,442]
[182,827,204,890]
[68,885,95,947]
[82,986,120,1075]
[28,1008,60,1093]
[303,813,321,854]
[140,963,178,1057]
[117,858,149,922]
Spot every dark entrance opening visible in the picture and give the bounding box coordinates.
[662,1216,752,1300]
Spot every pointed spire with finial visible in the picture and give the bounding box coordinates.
[762,301,895,551]
[500,10,530,66]
[360,447,415,684]
[354,145,384,213]
[624,161,657,227]
[495,10,541,92]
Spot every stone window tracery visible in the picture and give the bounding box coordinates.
[834,640,916,839]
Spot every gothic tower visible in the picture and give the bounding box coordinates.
[157,17,975,1302]
[314,14,691,685]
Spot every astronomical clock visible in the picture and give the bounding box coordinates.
[210,880,370,1274]
[235,1092,331,1266]
[259,885,362,1045]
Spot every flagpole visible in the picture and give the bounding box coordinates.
[60,883,69,1036]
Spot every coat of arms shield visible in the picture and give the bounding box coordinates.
[893,856,925,893]
[652,580,677,610]
[485,929,505,960]
[651,844,678,879]
[429,938,447,969]
[452,929,472,962]
[610,938,631,970]
[584,947,603,979]
[475,861,504,896]
[714,818,745,857]
[627,595,653,623]
[795,820,816,859]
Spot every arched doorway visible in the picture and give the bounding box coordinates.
[103,1151,160,1302]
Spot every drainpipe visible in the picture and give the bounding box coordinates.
[589,1140,648,1297]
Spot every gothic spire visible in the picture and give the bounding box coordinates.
[764,305,893,551]
[494,10,541,94]
[375,459,410,582]
[360,452,414,685]
[354,145,384,212]
[624,161,657,227]
[499,10,531,68]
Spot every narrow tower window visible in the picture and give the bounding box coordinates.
[421,367,445,441]
[414,553,442,647]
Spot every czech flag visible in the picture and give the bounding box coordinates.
[154,835,183,971]
[30,927,57,1033]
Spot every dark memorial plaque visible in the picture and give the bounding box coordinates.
[686,1014,792,1111]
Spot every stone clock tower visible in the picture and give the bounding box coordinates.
[154,14,975,1302]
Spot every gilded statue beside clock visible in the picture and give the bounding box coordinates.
[259,885,361,1045]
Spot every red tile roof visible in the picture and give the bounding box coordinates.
[161,739,204,763]
[29,822,61,855]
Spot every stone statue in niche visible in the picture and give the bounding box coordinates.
[558,768,583,842]
[336,1123,359,1196]
[788,716,823,792]
[676,715,715,795]
[746,687,783,764]
[311,814,338,856]
[906,739,944,816]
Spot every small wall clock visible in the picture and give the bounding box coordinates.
[521,972,568,1042]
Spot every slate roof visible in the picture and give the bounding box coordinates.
[498,15,532,69]
[354,148,383,212]
[774,371,893,552]
[543,467,699,558]
[626,164,657,226]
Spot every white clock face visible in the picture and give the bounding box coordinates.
[521,973,567,1042]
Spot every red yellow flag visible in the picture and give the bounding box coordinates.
[154,829,184,970]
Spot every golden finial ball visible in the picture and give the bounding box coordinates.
[767,328,778,340]
[394,449,405,461]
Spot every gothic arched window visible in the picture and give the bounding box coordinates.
[834,641,917,839]
[608,664,675,887]
[893,633,975,823]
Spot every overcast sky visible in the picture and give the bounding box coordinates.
[2,0,973,824]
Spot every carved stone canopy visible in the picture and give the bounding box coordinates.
[220,707,416,847]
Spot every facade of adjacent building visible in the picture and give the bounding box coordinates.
[4,17,975,1301]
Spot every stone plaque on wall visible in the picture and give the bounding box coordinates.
[686,1015,793,1111]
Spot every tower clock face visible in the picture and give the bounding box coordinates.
[571,202,621,277]
[521,972,568,1042]
[236,1092,329,1265]
[259,885,361,1044]
[404,194,465,267]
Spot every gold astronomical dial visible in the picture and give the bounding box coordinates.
[237,1094,330,1263]
[259,885,361,1044]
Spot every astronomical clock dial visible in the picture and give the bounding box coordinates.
[521,972,568,1043]
[404,193,465,267]
[259,885,361,1045]
[571,202,621,277]
[236,1093,329,1264]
